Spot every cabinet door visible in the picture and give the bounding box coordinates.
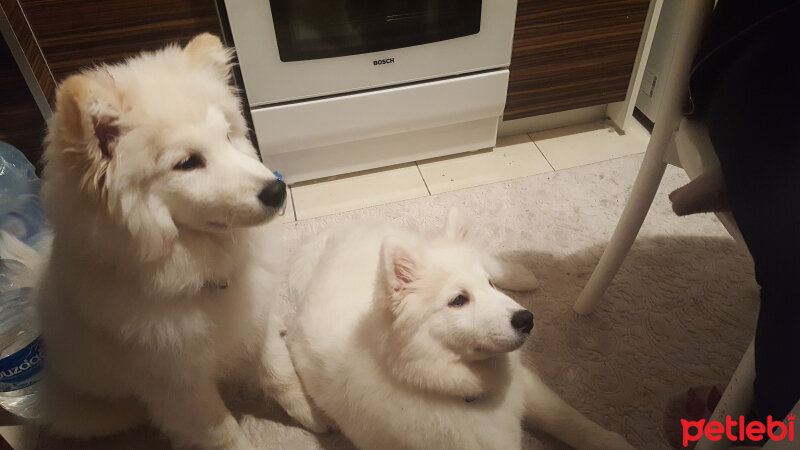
[0,35,46,166]
[18,0,221,94]
[504,0,650,120]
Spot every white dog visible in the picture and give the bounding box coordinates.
[19,34,324,448]
[286,211,634,449]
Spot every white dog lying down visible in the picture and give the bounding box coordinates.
[18,34,324,448]
[286,211,634,449]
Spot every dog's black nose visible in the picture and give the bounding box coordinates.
[510,310,534,334]
[258,180,286,208]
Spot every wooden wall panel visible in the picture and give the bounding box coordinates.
[504,0,650,120]
[18,0,221,89]
[0,33,46,167]
[0,0,56,102]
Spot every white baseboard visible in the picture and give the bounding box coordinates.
[267,117,498,184]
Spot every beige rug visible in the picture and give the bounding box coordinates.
[38,153,759,449]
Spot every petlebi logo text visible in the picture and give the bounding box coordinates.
[681,414,796,446]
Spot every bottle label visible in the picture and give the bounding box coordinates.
[0,336,43,392]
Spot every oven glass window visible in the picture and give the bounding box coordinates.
[269,0,482,62]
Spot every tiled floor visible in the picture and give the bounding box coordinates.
[532,120,651,170]
[286,119,650,221]
[417,134,553,195]
[290,163,429,220]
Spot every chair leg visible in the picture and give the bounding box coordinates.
[573,0,714,315]
[695,339,756,450]
[573,150,667,314]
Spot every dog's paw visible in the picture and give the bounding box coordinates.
[505,270,540,292]
[293,407,331,434]
[491,261,539,292]
[276,391,331,434]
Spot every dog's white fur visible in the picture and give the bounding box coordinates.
[287,211,634,449]
[26,34,324,449]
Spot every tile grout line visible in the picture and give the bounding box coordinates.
[415,162,432,196]
[529,136,557,172]
[288,186,298,222]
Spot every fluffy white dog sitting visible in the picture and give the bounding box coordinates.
[21,34,324,448]
[286,211,634,449]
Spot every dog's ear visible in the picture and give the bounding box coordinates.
[380,236,420,304]
[114,190,178,261]
[443,208,471,241]
[54,73,123,198]
[56,74,121,156]
[184,33,232,79]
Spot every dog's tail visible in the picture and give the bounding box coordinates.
[0,230,48,288]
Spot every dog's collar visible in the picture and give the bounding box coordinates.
[203,279,229,290]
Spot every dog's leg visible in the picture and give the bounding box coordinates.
[521,369,633,450]
[483,254,539,291]
[140,378,253,450]
[41,379,147,437]
[259,316,329,433]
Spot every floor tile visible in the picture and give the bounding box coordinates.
[417,134,553,194]
[531,120,650,170]
[290,163,429,220]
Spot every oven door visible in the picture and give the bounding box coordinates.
[224,0,517,106]
[270,0,482,62]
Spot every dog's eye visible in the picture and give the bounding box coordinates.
[448,294,469,308]
[173,155,205,171]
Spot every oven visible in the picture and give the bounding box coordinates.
[224,0,517,182]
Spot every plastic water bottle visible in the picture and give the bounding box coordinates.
[0,142,48,250]
[0,143,47,419]
[0,286,41,419]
